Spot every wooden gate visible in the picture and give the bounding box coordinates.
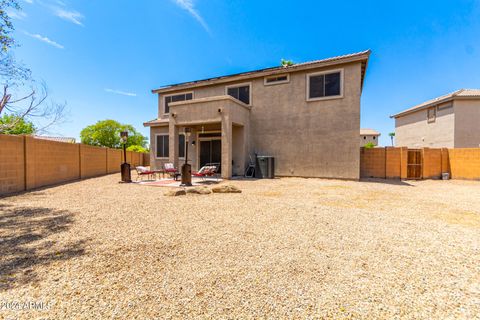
[407,149,422,179]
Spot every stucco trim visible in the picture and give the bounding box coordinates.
[169,95,252,110]
[305,68,344,102]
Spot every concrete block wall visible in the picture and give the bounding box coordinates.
[360,148,386,178]
[448,148,480,179]
[385,147,401,178]
[0,134,148,196]
[422,148,442,179]
[0,135,25,194]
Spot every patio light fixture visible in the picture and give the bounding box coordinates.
[119,130,131,183]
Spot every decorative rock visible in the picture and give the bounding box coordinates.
[211,185,242,193]
[164,189,186,196]
[186,186,212,195]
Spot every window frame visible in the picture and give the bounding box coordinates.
[264,74,290,86]
[224,82,252,106]
[427,107,437,123]
[306,68,344,102]
[163,91,194,115]
[155,134,169,159]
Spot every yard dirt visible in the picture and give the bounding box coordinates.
[0,175,479,319]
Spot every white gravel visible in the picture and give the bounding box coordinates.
[0,175,479,319]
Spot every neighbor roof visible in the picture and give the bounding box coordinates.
[391,89,480,118]
[34,136,76,143]
[360,128,380,136]
[152,50,371,94]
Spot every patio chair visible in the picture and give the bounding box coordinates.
[135,166,155,181]
[192,163,220,181]
[163,162,181,181]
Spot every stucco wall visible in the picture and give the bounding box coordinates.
[360,135,379,147]
[454,99,480,148]
[395,102,455,148]
[151,61,363,179]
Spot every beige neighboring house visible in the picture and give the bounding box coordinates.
[144,50,371,179]
[360,128,380,147]
[391,89,480,148]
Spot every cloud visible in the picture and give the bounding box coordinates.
[104,88,137,97]
[54,8,84,26]
[172,0,210,33]
[23,0,34,4]
[24,31,64,49]
[7,9,28,20]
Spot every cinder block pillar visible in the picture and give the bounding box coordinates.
[400,147,408,179]
[169,124,179,168]
[221,116,233,179]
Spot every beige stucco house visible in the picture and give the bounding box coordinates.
[391,89,480,148]
[360,128,380,147]
[144,50,371,179]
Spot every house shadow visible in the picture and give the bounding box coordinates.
[0,203,87,290]
[360,178,415,186]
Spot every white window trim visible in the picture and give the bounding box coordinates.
[264,74,290,86]
[306,68,344,102]
[155,134,169,159]
[163,91,194,115]
[224,82,252,106]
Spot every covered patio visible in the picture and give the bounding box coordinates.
[168,95,251,179]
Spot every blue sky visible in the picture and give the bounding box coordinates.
[9,0,480,146]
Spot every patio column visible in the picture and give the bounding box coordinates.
[169,124,179,168]
[221,116,233,179]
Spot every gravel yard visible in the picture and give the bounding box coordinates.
[1,174,479,319]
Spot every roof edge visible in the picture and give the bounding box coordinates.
[152,50,371,94]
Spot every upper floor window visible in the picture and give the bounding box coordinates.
[427,107,436,123]
[307,69,343,101]
[164,92,193,114]
[264,74,289,85]
[226,83,250,105]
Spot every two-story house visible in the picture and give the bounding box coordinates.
[391,89,480,148]
[144,50,371,179]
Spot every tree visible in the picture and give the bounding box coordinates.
[0,113,35,134]
[0,1,67,135]
[280,58,294,67]
[80,120,147,149]
[364,142,376,149]
[126,145,148,153]
[388,132,395,146]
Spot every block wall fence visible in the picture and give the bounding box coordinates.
[0,134,149,196]
[361,147,480,180]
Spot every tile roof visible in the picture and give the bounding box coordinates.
[152,50,371,93]
[360,128,380,136]
[34,136,76,143]
[391,89,480,118]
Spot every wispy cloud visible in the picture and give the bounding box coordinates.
[24,31,64,49]
[23,0,34,4]
[7,9,28,20]
[104,88,137,97]
[172,0,210,33]
[54,8,84,26]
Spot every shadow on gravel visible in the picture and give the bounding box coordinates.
[360,178,415,186]
[0,203,86,290]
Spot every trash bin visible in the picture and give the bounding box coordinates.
[442,172,450,180]
[255,156,275,179]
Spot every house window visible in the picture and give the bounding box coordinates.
[156,134,169,158]
[164,92,193,114]
[373,136,376,140]
[179,134,185,158]
[363,136,366,140]
[264,74,289,85]
[307,70,342,101]
[427,107,436,123]
[156,134,186,158]
[226,83,250,105]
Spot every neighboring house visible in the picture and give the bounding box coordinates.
[34,136,76,143]
[391,89,480,148]
[144,50,371,179]
[360,128,380,147]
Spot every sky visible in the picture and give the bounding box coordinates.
[8,0,480,146]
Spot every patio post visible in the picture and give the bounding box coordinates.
[221,116,233,179]
[169,124,179,169]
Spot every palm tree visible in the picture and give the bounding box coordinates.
[388,132,395,146]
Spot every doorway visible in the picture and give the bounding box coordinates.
[199,139,221,172]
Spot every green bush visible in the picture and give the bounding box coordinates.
[364,142,376,149]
